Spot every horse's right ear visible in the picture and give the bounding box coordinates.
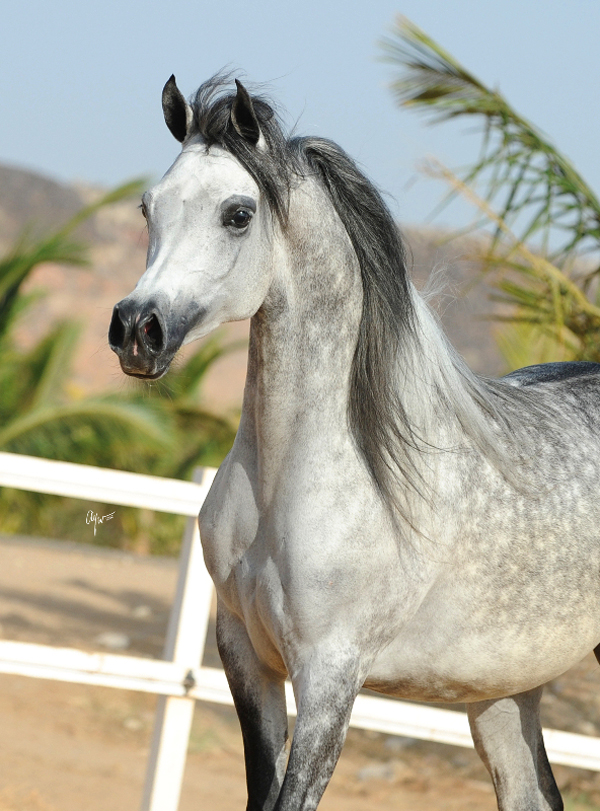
[162,75,191,143]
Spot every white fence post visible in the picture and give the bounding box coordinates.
[139,467,215,811]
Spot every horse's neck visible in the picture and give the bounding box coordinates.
[239,188,364,487]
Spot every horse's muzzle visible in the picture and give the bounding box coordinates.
[109,298,171,379]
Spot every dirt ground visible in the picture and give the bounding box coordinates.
[0,534,599,811]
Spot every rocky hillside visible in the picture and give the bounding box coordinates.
[0,162,505,413]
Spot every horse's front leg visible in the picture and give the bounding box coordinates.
[216,601,288,811]
[467,687,563,811]
[273,647,364,811]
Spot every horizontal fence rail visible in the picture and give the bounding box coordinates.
[0,451,212,515]
[1,451,600,807]
[2,639,599,773]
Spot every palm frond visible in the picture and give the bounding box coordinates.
[0,233,87,341]
[52,179,146,238]
[0,179,146,343]
[381,17,600,265]
[422,158,600,365]
[381,18,493,123]
[169,333,246,400]
[0,398,172,468]
[23,321,82,411]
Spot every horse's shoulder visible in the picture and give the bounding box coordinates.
[501,361,600,388]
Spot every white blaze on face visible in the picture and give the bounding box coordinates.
[136,138,276,344]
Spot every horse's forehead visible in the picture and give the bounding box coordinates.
[157,142,258,199]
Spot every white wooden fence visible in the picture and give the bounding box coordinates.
[1,451,600,810]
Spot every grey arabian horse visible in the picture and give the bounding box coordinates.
[109,75,600,811]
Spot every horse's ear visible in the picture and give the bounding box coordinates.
[162,75,191,143]
[231,79,263,147]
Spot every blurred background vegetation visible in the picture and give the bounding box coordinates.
[4,18,600,554]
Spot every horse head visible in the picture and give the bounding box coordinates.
[109,77,277,379]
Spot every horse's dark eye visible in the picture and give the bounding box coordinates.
[228,209,252,229]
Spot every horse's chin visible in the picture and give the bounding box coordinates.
[119,357,172,380]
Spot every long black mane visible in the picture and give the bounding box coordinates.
[188,75,554,518]
[189,75,432,507]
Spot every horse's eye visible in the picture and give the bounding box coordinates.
[227,209,253,230]
[140,202,148,220]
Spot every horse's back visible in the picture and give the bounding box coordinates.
[502,360,600,387]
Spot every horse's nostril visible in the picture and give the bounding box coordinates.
[108,306,126,350]
[140,314,164,353]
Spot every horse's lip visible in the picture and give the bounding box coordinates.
[126,369,167,380]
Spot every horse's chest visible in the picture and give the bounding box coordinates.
[199,465,288,650]
[198,461,259,608]
[199,458,408,671]
[200,512,302,671]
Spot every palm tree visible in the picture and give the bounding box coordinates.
[381,18,600,367]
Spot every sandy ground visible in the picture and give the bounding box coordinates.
[0,534,598,811]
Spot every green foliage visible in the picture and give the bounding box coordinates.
[382,18,600,368]
[0,184,239,553]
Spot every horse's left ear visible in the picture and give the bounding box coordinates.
[162,75,192,143]
[231,79,264,148]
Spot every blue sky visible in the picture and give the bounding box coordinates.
[2,0,599,228]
